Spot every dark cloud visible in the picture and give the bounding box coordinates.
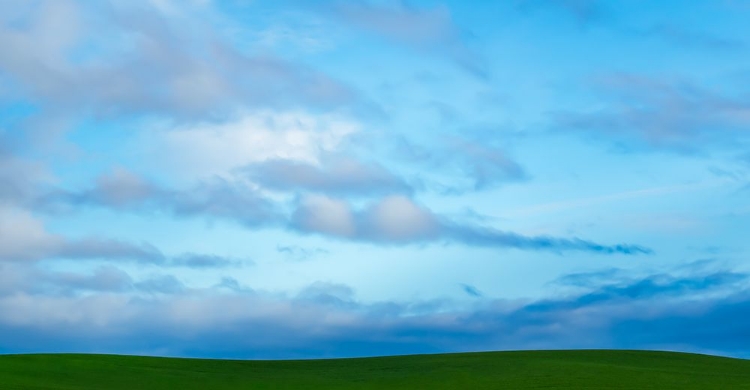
[460,284,483,297]
[170,253,243,269]
[0,265,748,358]
[444,223,653,255]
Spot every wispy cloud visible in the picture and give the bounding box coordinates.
[319,0,488,79]
[554,73,750,154]
[291,194,651,254]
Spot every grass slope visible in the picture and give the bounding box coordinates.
[1,350,749,389]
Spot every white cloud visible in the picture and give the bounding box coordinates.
[157,110,359,177]
[0,207,62,261]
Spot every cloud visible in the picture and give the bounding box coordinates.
[170,253,243,269]
[449,139,527,191]
[0,265,748,358]
[168,178,280,227]
[0,264,133,297]
[243,157,412,196]
[0,204,239,269]
[44,169,649,255]
[157,110,359,178]
[276,245,329,261]
[291,194,650,254]
[394,136,527,193]
[460,284,483,298]
[321,0,488,79]
[0,0,357,122]
[44,169,281,227]
[291,194,439,242]
[134,275,186,295]
[0,205,165,263]
[554,73,750,153]
[0,141,49,207]
[292,195,358,238]
[444,223,652,255]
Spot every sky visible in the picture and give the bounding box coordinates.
[1,0,750,359]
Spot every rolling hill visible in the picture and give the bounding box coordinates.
[1,350,749,389]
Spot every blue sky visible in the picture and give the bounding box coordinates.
[1,0,750,359]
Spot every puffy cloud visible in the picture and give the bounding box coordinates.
[292,195,357,238]
[359,195,440,242]
[291,195,649,254]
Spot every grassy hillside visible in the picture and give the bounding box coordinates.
[1,350,749,389]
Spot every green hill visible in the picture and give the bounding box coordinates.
[1,350,749,389]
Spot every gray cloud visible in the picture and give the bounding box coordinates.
[170,253,244,269]
[44,171,648,255]
[0,0,357,122]
[168,178,280,227]
[0,264,747,358]
[242,157,412,196]
[56,238,165,264]
[291,194,651,255]
[0,264,133,297]
[554,74,750,154]
[444,223,652,255]
[43,170,281,227]
[319,0,488,79]
[134,275,185,295]
[460,284,483,298]
[0,141,48,207]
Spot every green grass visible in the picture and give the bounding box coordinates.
[1,350,749,389]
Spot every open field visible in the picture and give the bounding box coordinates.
[1,350,749,389]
